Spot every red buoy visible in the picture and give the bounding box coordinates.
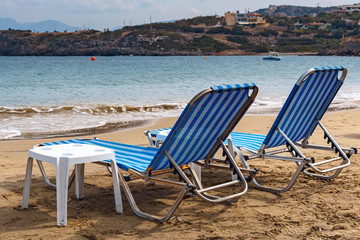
[91,56,96,61]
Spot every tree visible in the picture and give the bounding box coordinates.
[332,29,346,39]
[231,26,252,36]
[332,19,346,29]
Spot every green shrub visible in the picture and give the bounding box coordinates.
[231,26,252,36]
[259,29,279,36]
[206,27,231,34]
[191,36,231,52]
[226,36,249,44]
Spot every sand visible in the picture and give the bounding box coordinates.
[0,109,359,239]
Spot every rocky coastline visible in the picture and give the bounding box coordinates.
[1,25,360,57]
[0,30,207,56]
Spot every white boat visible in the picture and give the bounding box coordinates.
[263,52,281,61]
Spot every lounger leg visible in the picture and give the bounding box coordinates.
[244,157,308,193]
[299,122,352,179]
[236,147,310,193]
[189,141,249,203]
[111,160,122,214]
[75,164,85,199]
[36,160,56,189]
[302,165,343,180]
[22,157,34,209]
[56,158,70,227]
[37,160,76,190]
[227,139,238,181]
[252,160,308,193]
[118,169,190,222]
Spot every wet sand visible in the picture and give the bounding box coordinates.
[0,109,359,239]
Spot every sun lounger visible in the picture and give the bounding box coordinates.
[32,83,258,222]
[146,67,357,193]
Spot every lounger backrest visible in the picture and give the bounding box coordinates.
[263,66,346,149]
[149,83,258,171]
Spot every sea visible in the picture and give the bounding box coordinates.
[1,55,359,140]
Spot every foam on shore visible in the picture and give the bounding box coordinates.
[1,100,359,141]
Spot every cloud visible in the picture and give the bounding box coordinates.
[65,0,134,11]
[0,0,135,13]
[0,0,48,8]
[141,0,156,4]
[0,0,17,9]
[191,7,201,15]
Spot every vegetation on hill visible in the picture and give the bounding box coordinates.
[257,5,338,17]
[1,9,360,56]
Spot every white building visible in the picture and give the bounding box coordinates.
[339,3,360,12]
[225,11,266,26]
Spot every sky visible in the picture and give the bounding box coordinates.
[0,0,357,30]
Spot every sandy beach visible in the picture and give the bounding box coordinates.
[0,109,359,239]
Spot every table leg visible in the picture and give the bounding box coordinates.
[111,159,122,214]
[56,157,70,226]
[21,157,34,209]
[190,162,201,183]
[75,164,85,199]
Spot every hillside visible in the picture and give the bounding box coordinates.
[1,12,360,56]
[257,5,338,17]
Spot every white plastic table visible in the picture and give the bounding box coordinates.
[21,143,122,226]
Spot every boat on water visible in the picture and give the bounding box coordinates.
[263,52,281,61]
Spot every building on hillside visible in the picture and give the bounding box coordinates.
[225,11,266,26]
[339,3,360,12]
[295,22,331,30]
[236,12,247,25]
[224,12,237,26]
[295,21,303,29]
[309,22,325,27]
[245,13,266,25]
[344,19,360,26]
[320,23,332,29]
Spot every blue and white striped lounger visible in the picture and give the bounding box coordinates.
[34,83,258,222]
[145,67,357,193]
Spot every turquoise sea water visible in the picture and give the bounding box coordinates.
[0,56,359,140]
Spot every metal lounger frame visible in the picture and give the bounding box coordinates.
[117,138,253,222]
[232,67,356,193]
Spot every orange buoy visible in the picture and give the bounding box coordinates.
[204,57,207,60]
[91,56,96,61]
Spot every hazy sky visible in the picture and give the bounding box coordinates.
[0,0,356,30]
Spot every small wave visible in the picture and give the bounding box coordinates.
[0,130,22,140]
[327,101,360,111]
[0,104,184,115]
[8,119,148,140]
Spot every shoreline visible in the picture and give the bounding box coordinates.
[2,119,150,141]
[0,52,346,57]
[3,105,360,142]
[1,51,360,57]
[1,106,359,142]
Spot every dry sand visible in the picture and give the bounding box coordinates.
[0,109,359,239]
